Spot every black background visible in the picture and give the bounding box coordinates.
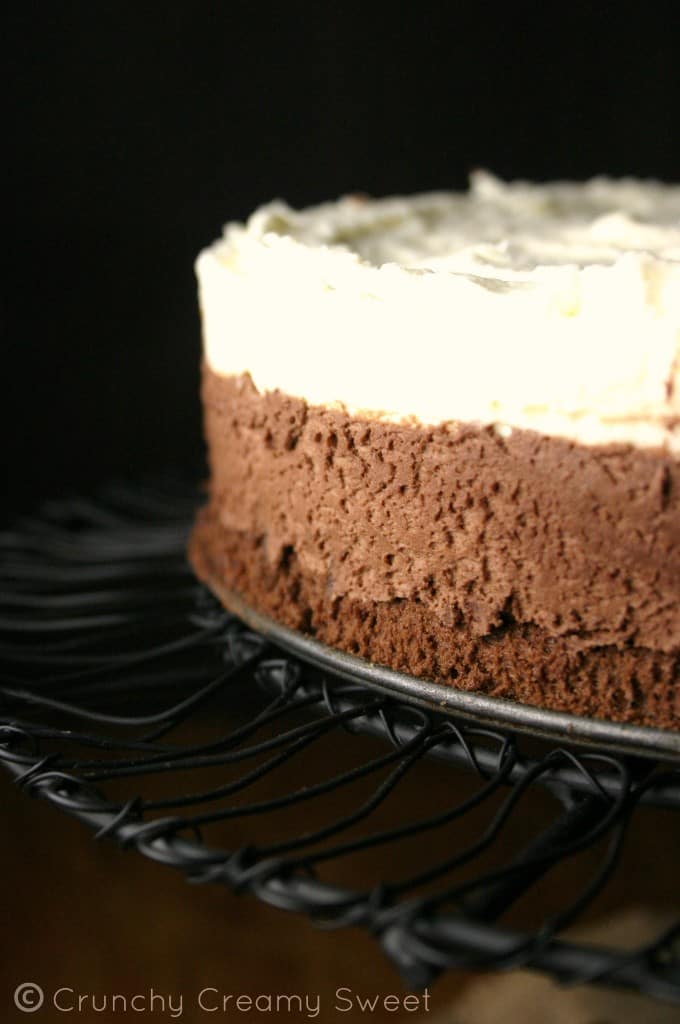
[5,4,680,517]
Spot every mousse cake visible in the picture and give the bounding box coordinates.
[189,172,680,729]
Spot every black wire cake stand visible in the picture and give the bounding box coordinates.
[1,481,679,1005]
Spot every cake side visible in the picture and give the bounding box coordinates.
[189,368,680,729]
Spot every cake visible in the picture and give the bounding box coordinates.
[189,172,680,730]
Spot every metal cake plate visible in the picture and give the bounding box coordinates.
[210,582,680,764]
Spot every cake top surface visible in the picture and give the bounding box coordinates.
[223,171,680,275]
[196,173,680,451]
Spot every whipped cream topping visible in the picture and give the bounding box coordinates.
[196,172,680,450]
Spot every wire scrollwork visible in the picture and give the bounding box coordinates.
[1,481,679,1003]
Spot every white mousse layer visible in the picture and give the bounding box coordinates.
[196,172,680,451]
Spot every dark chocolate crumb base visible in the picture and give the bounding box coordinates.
[189,513,679,730]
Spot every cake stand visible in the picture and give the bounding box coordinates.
[1,481,679,1005]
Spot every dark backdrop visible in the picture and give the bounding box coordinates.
[5,4,680,517]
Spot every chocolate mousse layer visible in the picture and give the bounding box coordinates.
[189,367,680,730]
